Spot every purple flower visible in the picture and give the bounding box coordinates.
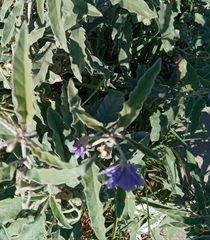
[72,139,88,159]
[105,163,144,192]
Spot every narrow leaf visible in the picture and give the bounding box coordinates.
[117,59,161,128]
[47,108,71,162]
[190,97,205,134]
[82,162,106,240]
[74,108,107,133]
[164,146,184,196]
[115,188,126,219]
[67,79,85,137]
[1,0,24,46]
[47,0,69,52]
[186,150,205,210]
[32,42,54,86]
[36,0,45,23]
[26,140,72,169]
[12,21,35,125]
[158,3,175,55]
[110,0,157,19]
[50,196,72,229]
[69,27,86,82]
[0,0,14,20]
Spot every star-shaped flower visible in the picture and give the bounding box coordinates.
[72,139,88,159]
[105,163,144,192]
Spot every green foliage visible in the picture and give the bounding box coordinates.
[0,0,210,239]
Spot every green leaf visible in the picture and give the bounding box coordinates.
[115,188,126,219]
[26,140,72,169]
[1,0,24,47]
[110,0,157,19]
[186,150,205,210]
[74,108,107,133]
[158,3,175,56]
[94,93,124,125]
[186,62,200,90]
[0,198,22,225]
[60,81,73,126]
[122,191,135,220]
[0,227,10,240]
[62,0,78,30]
[0,0,14,20]
[50,196,72,229]
[0,163,16,183]
[47,0,69,53]
[32,42,54,86]
[67,79,85,137]
[164,146,184,196]
[198,75,210,88]
[82,162,106,240]
[125,136,159,160]
[29,25,45,44]
[12,21,35,125]
[117,58,161,129]
[71,0,102,17]
[190,97,205,135]
[69,27,86,82]
[118,20,133,71]
[47,108,71,162]
[36,0,45,23]
[11,214,47,240]
[27,160,91,185]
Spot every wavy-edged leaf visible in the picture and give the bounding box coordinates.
[94,93,124,125]
[0,198,22,225]
[67,79,85,137]
[190,97,205,135]
[0,112,17,138]
[47,0,69,52]
[69,27,86,82]
[164,146,184,196]
[27,160,91,184]
[1,0,24,46]
[158,3,175,56]
[74,108,107,133]
[29,25,45,44]
[50,196,72,229]
[117,59,161,129]
[32,41,54,86]
[71,0,102,17]
[118,20,133,71]
[36,0,45,23]
[0,0,14,20]
[47,108,71,162]
[110,0,157,19]
[11,214,47,240]
[82,162,106,240]
[12,22,35,125]
[26,140,72,169]
[62,0,78,30]
[0,163,16,183]
[186,150,205,210]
